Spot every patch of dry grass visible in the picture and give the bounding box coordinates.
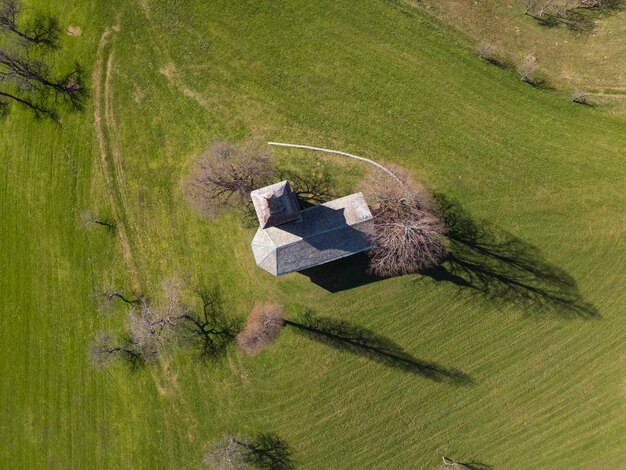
[412,0,626,103]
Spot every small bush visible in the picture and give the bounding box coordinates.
[477,40,496,60]
[572,89,591,106]
[476,42,512,70]
[517,53,538,83]
[236,303,285,355]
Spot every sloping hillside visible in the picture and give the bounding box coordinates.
[1,0,624,468]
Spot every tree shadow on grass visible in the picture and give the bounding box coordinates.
[246,433,295,470]
[442,455,492,470]
[424,194,600,319]
[526,76,555,91]
[300,194,598,319]
[461,463,492,470]
[180,287,241,363]
[285,310,473,385]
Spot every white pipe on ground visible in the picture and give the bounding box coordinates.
[267,141,403,184]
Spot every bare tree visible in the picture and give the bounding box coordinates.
[0,0,86,119]
[524,0,603,33]
[236,303,285,355]
[524,0,557,19]
[88,331,142,369]
[79,211,117,231]
[95,289,143,316]
[126,282,238,362]
[90,281,238,369]
[581,0,620,7]
[203,435,250,470]
[126,299,171,363]
[204,433,294,470]
[0,0,60,48]
[187,141,274,216]
[527,0,620,14]
[524,0,582,20]
[125,280,190,362]
[368,181,447,278]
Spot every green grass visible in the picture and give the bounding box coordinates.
[1,0,625,468]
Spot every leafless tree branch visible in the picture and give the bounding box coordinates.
[368,182,447,278]
[187,141,274,217]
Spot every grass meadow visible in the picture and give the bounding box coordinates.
[1,0,625,468]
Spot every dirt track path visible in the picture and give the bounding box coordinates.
[93,27,202,438]
[585,86,626,98]
[93,26,142,292]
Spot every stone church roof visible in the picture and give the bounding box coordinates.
[251,191,374,276]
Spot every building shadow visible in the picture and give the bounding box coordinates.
[299,252,382,292]
[278,205,346,238]
[285,310,473,385]
[424,194,600,319]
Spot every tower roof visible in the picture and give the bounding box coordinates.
[250,181,301,228]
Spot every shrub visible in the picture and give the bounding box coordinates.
[517,53,538,83]
[572,89,590,105]
[236,303,285,355]
[477,40,496,60]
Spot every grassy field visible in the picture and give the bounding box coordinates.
[1,0,625,468]
[415,0,626,109]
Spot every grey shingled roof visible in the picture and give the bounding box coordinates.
[250,181,301,228]
[251,192,374,276]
